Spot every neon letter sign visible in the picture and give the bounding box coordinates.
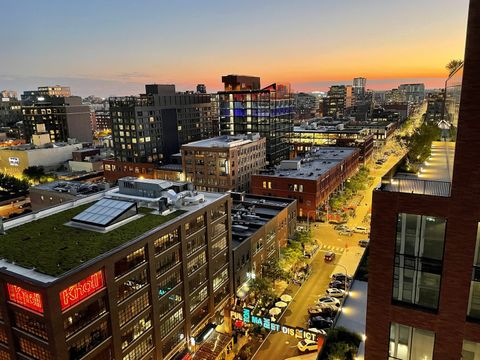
[7,284,43,314]
[59,270,104,311]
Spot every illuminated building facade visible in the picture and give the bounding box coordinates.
[0,178,232,359]
[219,80,293,165]
[181,133,266,192]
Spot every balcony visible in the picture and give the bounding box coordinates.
[379,141,454,197]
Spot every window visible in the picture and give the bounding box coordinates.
[115,248,146,278]
[159,308,184,338]
[64,297,107,338]
[190,286,208,311]
[389,322,434,360]
[185,215,205,237]
[211,204,227,220]
[122,334,153,360]
[68,321,109,360]
[468,223,480,320]
[393,214,446,310]
[189,267,208,294]
[212,235,228,257]
[159,285,183,318]
[162,327,185,358]
[213,220,227,237]
[158,271,182,296]
[262,181,267,189]
[213,268,228,291]
[120,312,152,350]
[187,251,206,275]
[17,336,52,360]
[0,327,7,345]
[462,340,480,360]
[12,311,48,340]
[117,269,148,303]
[186,231,206,256]
[118,292,150,327]
[156,249,180,276]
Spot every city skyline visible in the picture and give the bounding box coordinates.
[0,0,469,97]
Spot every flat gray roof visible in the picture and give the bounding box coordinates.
[182,134,262,149]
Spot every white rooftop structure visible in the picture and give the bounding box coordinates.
[182,133,262,148]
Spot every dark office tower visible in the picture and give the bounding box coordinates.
[109,84,218,163]
[221,75,261,91]
[218,81,294,165]
[398,83,426,103]
[322,85,353,118]
[366,3,480,359]
[353,77,367,100]
[425,90,446,122]
[21,95,93,143]
[0,178,232,360]
[196,84,207,94]
[0,92,22,127]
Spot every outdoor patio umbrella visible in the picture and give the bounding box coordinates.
[269,307,281,316]
[275,301,288,308]
[280,294,293,302]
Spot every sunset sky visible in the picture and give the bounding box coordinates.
[0,0,469,97]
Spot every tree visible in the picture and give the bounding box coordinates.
[320,327,362,360]
[262,258,288,284]
[23,166,45,182]
[0,173,29,200]
[446,59,463,75]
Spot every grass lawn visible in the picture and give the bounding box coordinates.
[0,205,184,277]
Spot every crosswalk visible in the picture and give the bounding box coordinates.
[318,244,345,253]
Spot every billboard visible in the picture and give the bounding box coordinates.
[7,284,44,314]
[59,270,104,311]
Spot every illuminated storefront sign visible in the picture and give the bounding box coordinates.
[232,308,319,342]
[7,284,44,314]
[59,270,104,311]
[8,157,19,166]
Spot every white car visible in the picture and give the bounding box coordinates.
[325,288,346,298]
[297,339,318,352]
[318,296,340,307]
[353,226,369,234]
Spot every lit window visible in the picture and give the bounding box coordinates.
[389,322,434,360]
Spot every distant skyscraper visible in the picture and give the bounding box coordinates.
[218,77,293,165]
[21,85,71,102]
[196,84,207,93]
[398,83,425,103]
[353,77,367,100]
[323,85,352,118]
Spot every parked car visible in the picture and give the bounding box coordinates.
[308,304,337,317]
[358,239,370,247]
[353,226,369,234]
[308,328,327,336]
[324,251,336,262]
[308,316,334,329]
[318,296,340,307]
[331,273,353,282]
[334,224,349,231]
[297,339,318,353]
[329,280,346,290]
[326,288,346,298]
[339,230,353,237]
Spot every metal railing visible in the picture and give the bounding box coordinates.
[381,177,451,197]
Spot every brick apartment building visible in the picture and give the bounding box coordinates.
[366,3,480,358]
[251,147,360,219]
[181,133,266,193]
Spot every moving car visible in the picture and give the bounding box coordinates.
[297,339,318,353]
[308,316,334,329]
[318,296,340,307]
[325,288,346,298]
[353,226,369,234]
[324,251,336,262]
[358,239,369,247]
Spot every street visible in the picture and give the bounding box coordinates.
[253,142,407,360]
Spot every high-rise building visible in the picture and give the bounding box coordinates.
[398,83,426,103]
[21,96,93,143]
[425,90,446,122]
[221,75,260,91]
[109,84,218,164]
[322,85,353,118]
[196,84,207,94]
[366,4,480,358]
[21,85,71,102]
[294,92,318,120]
[181,133,266,193]
[219,79,293,165]
[0,177,232,360]
[353,77,367,100]
[0,92,22,127]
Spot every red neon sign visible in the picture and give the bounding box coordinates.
[7,284,44,314]
[59,270,104,311]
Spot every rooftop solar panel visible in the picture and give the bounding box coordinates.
[72,198,136,227]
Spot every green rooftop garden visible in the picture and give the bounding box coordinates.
[0,204,185,277]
